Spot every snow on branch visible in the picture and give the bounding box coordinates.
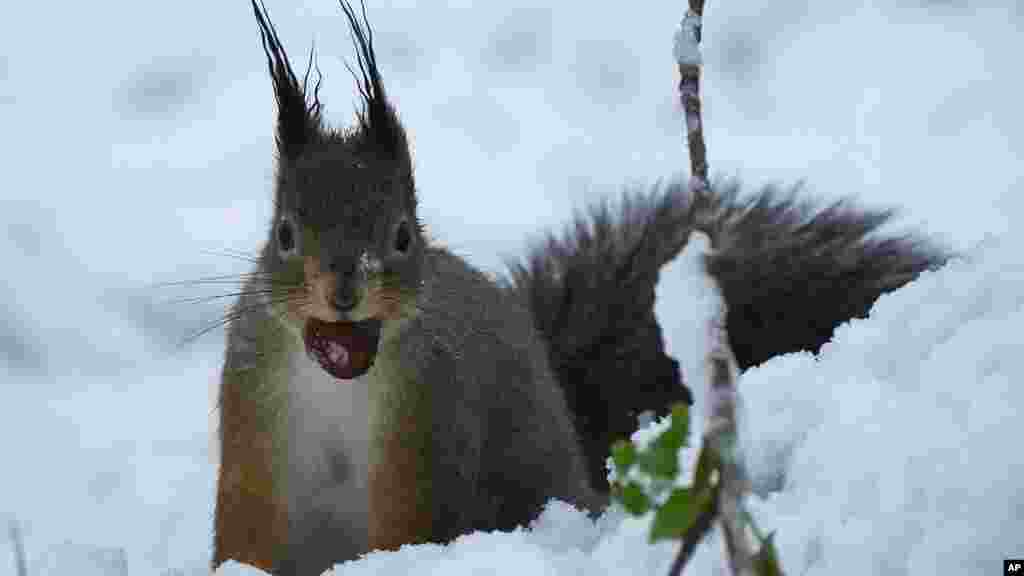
[674,3,710,216]
[671,1,779,575]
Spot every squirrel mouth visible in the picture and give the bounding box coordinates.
[303,317,382,380]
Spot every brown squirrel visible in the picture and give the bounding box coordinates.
[213,2,948,574]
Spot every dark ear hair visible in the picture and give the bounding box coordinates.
[338,0,409,162]
[251,0,322,159]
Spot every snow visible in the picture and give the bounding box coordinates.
[2,0,1023,574]
[740,232,1024,575]
[673,11,703,67]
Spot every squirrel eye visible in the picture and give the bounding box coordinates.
[393,220,412,254]
[277,218,296,255]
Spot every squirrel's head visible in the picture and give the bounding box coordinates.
[251,0,422,380]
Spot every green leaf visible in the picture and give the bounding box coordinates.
[649,483,720,543]
[753,531,785,576]
[638,417,687,480]
[670,403,691,440]
[614,482,651,516]
[610,439,638,478]
[649,487,696,542]
[637,440,678,479]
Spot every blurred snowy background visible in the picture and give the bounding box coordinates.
[1,0,1021,574]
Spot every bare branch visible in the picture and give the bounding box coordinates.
[705,305,757,576]
[671,1,769,575]
[674,1,711,227]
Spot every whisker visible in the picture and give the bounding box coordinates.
[199,248,263,264]
[150,273,291,289]
[178,294,304,347]
[180,312,255,347]
[162,289,297,306]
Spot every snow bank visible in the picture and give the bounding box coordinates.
[740,231,1024,575]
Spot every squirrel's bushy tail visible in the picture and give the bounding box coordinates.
[505,181,696,492]
[505,179,949,491]
[700,181,949,370]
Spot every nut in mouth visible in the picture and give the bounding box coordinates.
[303,316,383,380]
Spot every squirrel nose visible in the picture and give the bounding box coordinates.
[332,290,357,313]
[327,257,360,313]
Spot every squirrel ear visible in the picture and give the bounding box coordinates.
[251,0,322,159]
[339,0,410,164]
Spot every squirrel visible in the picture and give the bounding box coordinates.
[213,1,949,574]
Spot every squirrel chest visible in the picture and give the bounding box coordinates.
[217,310,436,573]
[282,312,435,560]
[284,329,372,549]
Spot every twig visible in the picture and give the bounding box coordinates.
[671,1,761,575]
[8,519,28,576]
[667,483,720,576]
[674,0,712,231]
[705,335,756,576]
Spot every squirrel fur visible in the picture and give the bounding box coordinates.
[213,2,949,574]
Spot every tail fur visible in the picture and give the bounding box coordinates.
[504,181,697,491]
[506,179,950,491]
[703,181,949,370]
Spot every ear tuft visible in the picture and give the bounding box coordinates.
[251,0,322,159]
[338,0,409,162]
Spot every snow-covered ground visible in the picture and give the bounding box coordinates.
[1,0,1021,574]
